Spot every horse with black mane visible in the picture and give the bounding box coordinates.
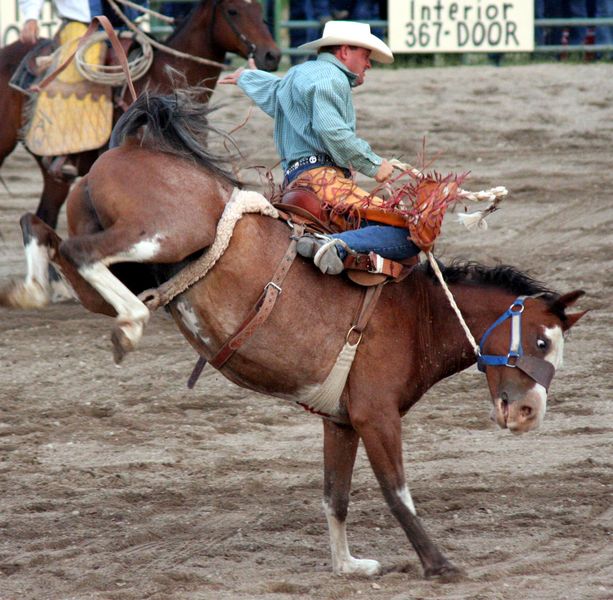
[5,91,586,578]
[0,0,280,231]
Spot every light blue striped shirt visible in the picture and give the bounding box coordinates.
[237,53,382,177]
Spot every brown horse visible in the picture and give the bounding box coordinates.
[9,92,587,578]
[0,0,280,230]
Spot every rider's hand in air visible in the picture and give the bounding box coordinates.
[374,159,394,183]
[20,20,39,45]
[219,58,256,85]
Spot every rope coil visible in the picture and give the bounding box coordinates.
[75,30,153,85]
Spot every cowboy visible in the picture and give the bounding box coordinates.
[220,20,421,275]
[17,0,143,178]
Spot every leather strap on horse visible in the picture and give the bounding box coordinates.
[343,252,408,280]
[348,283,385,345]
[32,15,137,104]
[187,223,305,387]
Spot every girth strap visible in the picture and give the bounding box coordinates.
[348,282,385,344]
[188,223,305,386]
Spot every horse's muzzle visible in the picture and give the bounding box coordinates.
[491,387,547,434]
[255,48,281,71]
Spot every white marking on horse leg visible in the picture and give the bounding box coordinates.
[24,238,49,290]
[322,500,381,576]
[104,236,163,264]
[397,484,416,516]
[11,238,51,307]
[79,262,149,349]
[2,239,53,308]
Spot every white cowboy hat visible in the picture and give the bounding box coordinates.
[298,21,394,64]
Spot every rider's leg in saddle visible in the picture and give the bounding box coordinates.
[290,167,419,274]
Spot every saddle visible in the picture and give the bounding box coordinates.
[23,21,113,156]
[8,39,58,94]
[274,187,418,286]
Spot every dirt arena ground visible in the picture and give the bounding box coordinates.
[0,63,611,600]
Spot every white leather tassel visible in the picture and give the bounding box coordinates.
[458,211,488,231]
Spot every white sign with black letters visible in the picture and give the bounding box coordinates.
[388,0,534,53]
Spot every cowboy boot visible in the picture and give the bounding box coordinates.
[296,234,344,275]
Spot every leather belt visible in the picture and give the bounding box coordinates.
[284,154,351,184]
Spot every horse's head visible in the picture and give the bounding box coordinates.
[480,291,587,434]
[212,0,281,71]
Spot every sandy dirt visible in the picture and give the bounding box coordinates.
[0,63,611,600]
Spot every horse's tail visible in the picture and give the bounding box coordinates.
[110,89,241,186]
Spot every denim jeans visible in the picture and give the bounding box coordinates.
[331,224,420,261]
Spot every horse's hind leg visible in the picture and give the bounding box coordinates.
[350,402,462,580]
[323,419,381,576]
[58,227,161,363]
[0,212,114,314]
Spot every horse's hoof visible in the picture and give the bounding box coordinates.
[0,280,48,309]
[49,277,76,303]
[335,557,381,577]
[111,327,132,364]
[424,562,467,583]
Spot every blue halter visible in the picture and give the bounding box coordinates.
[477,296,526,370]
[477,296,556,390]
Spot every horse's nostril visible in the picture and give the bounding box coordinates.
[267,51,279,64]
[520,405,533,419]
[501,391,509,404]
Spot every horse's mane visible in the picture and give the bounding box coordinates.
[110,89,241,187]
[163,3,202,45]
[425,259,560,301]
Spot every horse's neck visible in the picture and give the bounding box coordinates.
[415,277,513,384]
[146,5,223,96]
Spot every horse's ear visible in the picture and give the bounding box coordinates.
[555,290,585,308]
[551,290,588,331]
[563,310,589,330]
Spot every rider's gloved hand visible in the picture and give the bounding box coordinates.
[374,159,394,183]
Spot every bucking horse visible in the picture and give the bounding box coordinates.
[3,90,587,579]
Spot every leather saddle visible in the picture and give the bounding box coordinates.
[9,38,58,94]
[274,187,418,286]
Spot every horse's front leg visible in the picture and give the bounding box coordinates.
[323,419,381,576]
[349,402,462,579]
[36,164,71,230]
[0,212,76,308]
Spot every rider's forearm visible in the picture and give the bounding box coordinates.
[237,70,281,119]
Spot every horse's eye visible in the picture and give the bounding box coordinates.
[536,338,548,350]
[227,9,238,16]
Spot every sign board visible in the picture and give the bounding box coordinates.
[388,0,534,53]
